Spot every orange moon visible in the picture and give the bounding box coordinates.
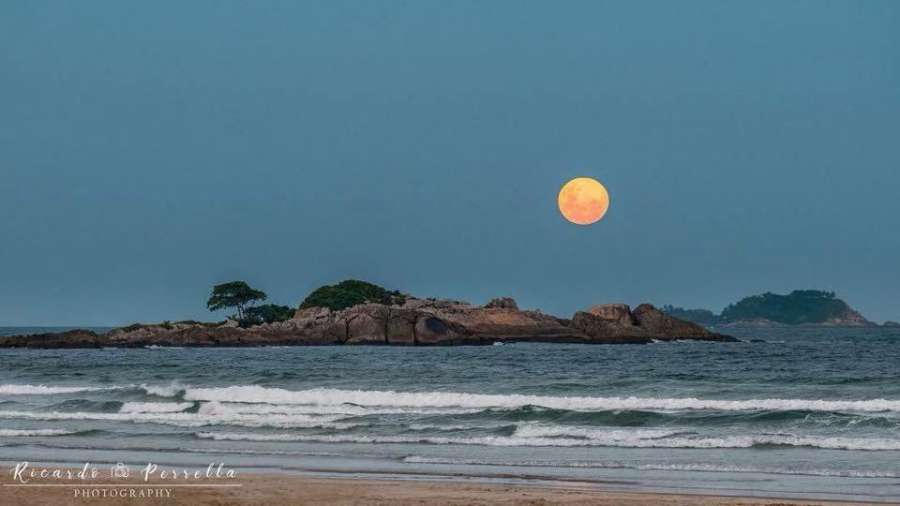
[558,177,610,225]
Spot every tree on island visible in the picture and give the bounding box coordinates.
[243,304,294,325]
[720,290,849,325]
[661,305,721,325]
[663,289,869,326]
[299,279,406,311]
[206,281,267,321]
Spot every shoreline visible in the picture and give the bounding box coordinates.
[1,470,895,506]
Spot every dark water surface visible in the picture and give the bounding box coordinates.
[1,326,898,501]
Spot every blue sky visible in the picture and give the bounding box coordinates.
[1,1,898,325]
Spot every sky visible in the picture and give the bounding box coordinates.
[1,1,899,326]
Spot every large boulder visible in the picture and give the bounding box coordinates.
[341,305,389,345]
[385,309,418,345]
[292,306,331,321]
[414,315,469,345]
[585,303,636,326]
[570,311,648,343]
[631,304,728,341]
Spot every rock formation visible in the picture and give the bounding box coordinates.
[0,297,735,348]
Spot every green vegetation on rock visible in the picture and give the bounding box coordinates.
[660,306,720,326]
[720,290,852,325]
[664,290,868,326]
[299,279,407,311]
[243,304,294,326]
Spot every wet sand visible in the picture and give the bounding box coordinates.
[1,470,892,506]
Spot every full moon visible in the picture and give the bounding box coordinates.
[558,177,610,225]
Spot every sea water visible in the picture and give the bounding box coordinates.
[0,326,898,501]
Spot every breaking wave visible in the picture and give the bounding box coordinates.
[179,386,900,413]
[0,384,125,395]
[0,429,80,437]
[140,383,185,398]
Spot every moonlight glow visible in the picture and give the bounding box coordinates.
[558,177,610,225]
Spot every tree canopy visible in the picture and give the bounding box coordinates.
[243,304,294,326]
[661,305,721,325]
[206,281,267,320]
[299,279,406,311]
[664,290,855,326]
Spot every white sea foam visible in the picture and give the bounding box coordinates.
[181,386,900,413]
[514,424,678,440]
[193,430,900,450]
[11,382,898,414]
[0,384,123,395]
[0,429,78,437]
[120,402,195,413]
[407,423,507,432]
[140,383,185,398]
[195,401,478,417]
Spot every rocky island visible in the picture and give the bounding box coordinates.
[664,289,876,327]
[0,280,734,348]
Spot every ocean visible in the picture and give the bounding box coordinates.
[1,326,898,502]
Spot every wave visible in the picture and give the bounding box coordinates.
[180,386,900,413]
[10,383,900,414]
[400,456,900,478]
[140,383,185,398]
[0,384,125,395]
[511,424,900,450]
[195,401,479,417]
[406,423,512,432]
[119,402,195,414]
[49,399,124,411]
[0,409,356,430]
[513,424,678,440]
[448,406,900,431]
[0,429,80,437]
[193,429,900,450]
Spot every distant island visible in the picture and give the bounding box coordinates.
[663,290,878,327]
[0,279,736,348]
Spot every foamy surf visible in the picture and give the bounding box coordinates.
[140,383,185,398]
[13,382,900,414]
[0,384,126,395]
[181,385,900,413]
[195,400,479,417]
[0,428,79,437]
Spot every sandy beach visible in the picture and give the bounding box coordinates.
[1,470,894,506]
